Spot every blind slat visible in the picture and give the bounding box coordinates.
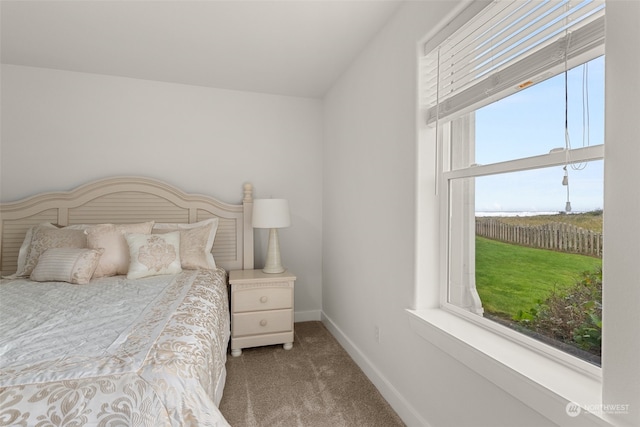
[425,15,604,125]
[471,0,602,80]
[422,0,605,125]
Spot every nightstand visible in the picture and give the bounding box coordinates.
[228,269,296,357]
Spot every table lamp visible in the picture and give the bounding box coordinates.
[252,198,291,273]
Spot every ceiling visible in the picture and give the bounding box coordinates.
[1,0,404,98]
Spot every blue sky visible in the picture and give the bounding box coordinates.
[474,56,605,213]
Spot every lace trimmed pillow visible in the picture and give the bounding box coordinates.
[30,248,104,285]
[125,232,182,279]
[86,222,155,278]
[152,218,218,270]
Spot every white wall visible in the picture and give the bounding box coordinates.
[0,64,323,320]
[323,1,639,427]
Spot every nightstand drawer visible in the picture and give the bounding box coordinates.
[233,286,292,312]
[233,309,293,336]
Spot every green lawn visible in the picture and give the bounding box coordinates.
[475,236,602,319]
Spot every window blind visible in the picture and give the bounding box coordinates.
[421,0,605,126]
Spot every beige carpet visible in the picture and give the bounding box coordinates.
[219,321,405,427]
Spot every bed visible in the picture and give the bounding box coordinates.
[0,176,254,426]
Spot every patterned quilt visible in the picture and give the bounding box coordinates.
[0,269,231,426]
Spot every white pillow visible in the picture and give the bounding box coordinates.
[152,218,218,270]
[30,248,103,285]
[125,232,182,279]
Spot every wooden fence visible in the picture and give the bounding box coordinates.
[476,218,603,258]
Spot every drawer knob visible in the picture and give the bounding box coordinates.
[260,296,268,303]
[260,319,268,327]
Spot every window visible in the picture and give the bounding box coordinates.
[411,2,640,425]
[422,0,605,372]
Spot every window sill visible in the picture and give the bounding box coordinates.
[406,308,614,427]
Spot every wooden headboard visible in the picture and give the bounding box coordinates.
[0,176,254,275]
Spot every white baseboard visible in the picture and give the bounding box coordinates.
[321,312,431,427]
[294,309,322,322]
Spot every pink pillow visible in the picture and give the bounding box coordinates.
[86,222,154,278]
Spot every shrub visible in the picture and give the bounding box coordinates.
[517,268,602,356]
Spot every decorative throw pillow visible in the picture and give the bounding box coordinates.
[153,218,219,270]
[30,248,104,285]
[125,232,182,279]
[86,222,154,278]
[5,222,58,278]
[17,225,87,278]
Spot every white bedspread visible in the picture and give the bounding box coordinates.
[0,269,231,426]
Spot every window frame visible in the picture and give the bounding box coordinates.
[420,0,608,377]
[440,105,605,374]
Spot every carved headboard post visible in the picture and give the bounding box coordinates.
[242,183,254,270]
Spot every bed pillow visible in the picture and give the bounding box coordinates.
[86,222,154,278]
[6,223,96,279]
[30,248,104,285]
[6,222,57,278]
[125,232,182,279]
[152,218,218,270]
[15,224,88,278]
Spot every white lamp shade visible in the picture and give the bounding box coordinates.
[252,199,291,229]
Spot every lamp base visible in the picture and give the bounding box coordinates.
[262,228,285,274]
[262,266,285,274]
